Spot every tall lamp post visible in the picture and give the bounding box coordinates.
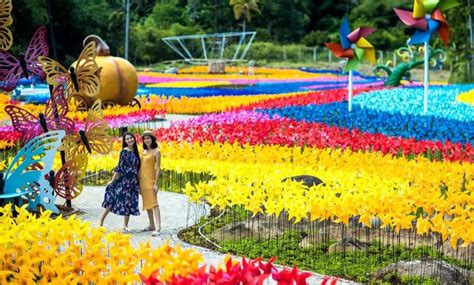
[124,0,131,60]
[468,0,473,81]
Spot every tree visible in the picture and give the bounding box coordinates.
[229,0,261,32]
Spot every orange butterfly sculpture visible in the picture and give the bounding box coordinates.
[0,0,12,51]
[60,99,112,161]
[38,40,101,99]
[47,152,87,200]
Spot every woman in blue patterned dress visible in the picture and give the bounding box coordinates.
[99,132,141,232]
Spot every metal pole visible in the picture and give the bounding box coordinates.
[348,70,353,112]
[423,41,429,113]
[125,0,130,60]
[45,0,58,59]
[468,0,473,81]
[469,0,473,49]
[313,47,317,62]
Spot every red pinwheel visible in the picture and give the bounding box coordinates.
[394,0,459,45]
[325,16,376,72]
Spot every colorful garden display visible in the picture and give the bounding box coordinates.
[0,0,473,283]
[0,65,472,283]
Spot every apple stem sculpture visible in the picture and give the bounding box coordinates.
[394,0,459,114]
[325,17,376,112]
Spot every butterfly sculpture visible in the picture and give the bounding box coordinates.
[5,85,75,146]
[61,99,112,160]
[0,0,12,51]
[39,40,101,99]
[0,26,49,92]
[325,17,376,72]
[0,130,65,214]
[46,152,87,200]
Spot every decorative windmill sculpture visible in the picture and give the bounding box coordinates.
[394,0,459,113]
[325,17,376,112]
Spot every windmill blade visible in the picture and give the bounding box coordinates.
[354,47,365,62]
[348,27,376,43]
[432,9,449,44]
[325,43,355,58]
[339,17,352,50]
[437,0,460,10]
[422,0,440,13]
[414,0,428,17]
[344,57,360,72]
[355,37,375,63]
[394,8,428,30]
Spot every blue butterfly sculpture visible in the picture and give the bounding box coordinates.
[0,130,65,214]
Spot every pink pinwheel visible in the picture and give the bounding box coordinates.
[325,16,376,72]
[394,0,459,45]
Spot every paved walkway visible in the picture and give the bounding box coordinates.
[58,186,358,284]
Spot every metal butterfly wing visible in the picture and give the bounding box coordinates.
[5,85,75,146]
[73,40,101,97]
[23,26,49,79]
[4,105,44,145]
[61,99,112,160]
[1,130,65,214]
[49,152,87,200]
[0,26,49,91]
[45,85,75,133]
[39,40,101,98]
[0,0,13,51]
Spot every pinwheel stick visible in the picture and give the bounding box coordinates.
[348,70,353,112]
[423,41,429,113]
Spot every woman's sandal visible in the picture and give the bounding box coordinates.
[122,227,132,234]
[142,226,155,232]
[151,229,160,236]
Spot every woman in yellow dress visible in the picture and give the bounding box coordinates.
[139,130,161,236]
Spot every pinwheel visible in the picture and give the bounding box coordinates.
[394,0,459,113]
[325,17,376,111]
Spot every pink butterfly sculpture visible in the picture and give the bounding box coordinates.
[0,26,49,92]
[5,85,75,145]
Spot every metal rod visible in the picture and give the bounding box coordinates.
[348,70,353,112]
[124,0,130,60]
[177,38,194,60]
[424,41,429,114]
[240,32,256,60]
[201,37,207,60]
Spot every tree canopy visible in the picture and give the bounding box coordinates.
[9,0,472,77]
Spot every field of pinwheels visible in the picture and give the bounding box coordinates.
[1,66,473,283]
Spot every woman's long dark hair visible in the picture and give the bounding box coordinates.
[122,132,140,168]
[142,134,158,150]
